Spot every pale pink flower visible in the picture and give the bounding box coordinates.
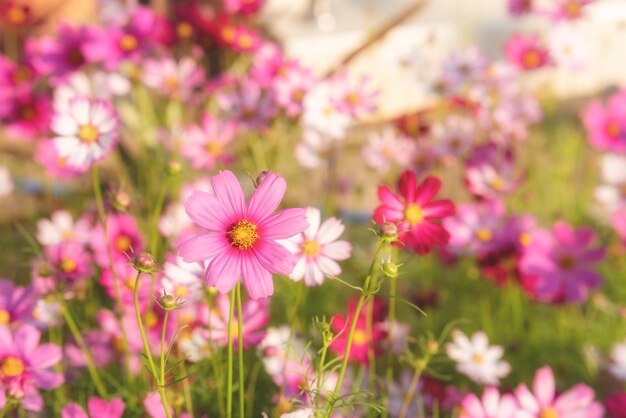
[460,387,518,418]
[61,397,125,418]
[178,170,308,299]
[142,57,205,101]
[182,113,237,170]
[362,128,416,174]
[279,207,351,286]
[36,210,92,247]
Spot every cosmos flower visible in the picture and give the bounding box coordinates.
[4,94,51,141]
[582,90,626,152]
[609,337,626,381]
[0,324,63,412]
[0,54,35,119]
[53,71,130,113]
[0,279,36,327]
[430,115,476,160]
[216,78,275,130]
[444,200,507,257]
[99,261,153,310]
[273,63,316,117]
[301,81,352,140]
[179,170,308,299]
[519,221,605,303]
[160,256,204,304]
[504,34,550,71]
[35,140,88,179]
[279,207,352,286]
[362,128,417,174]
[51,96,120,170]
[508,0,533,16]
[465,144,520,200]
[330,72,378,118]
[202,294,268,348]
[45,241,93,284]
[61,397,125,418]
[445,330,511,386]
[514,366,604,418]
[36,210,92,247]
[373,170,455,255]
[459,387,518,418]
[181,113,236,170]
[541,0,593,21]
[142,57,205,101]
[546,24,590,72]
[90,213,144,267]
[605,392,626,418]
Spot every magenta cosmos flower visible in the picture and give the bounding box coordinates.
[519,221,605,303]
[61,397,125,418]
[179,170,308,299]
[514,366,604,418]
[0,324,63,412]
[505,34,550,72]
[373,170,456,254]
[581,89,626,152]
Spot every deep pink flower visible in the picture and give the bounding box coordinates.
[606,392,626,418]
[4,94,51,140]
[223,0,265,15]
[201,294,268,348]
[581,89,626,152]
[35,140,88,179]
[465,144,520,200]
[179,170,308,299]
[90,213,144,267]
[182,113,236,170]
[0,279,36,327]
[373,170,456,254]
[45,241,93,284]
[0,54,35,119]
[541,0,593,21]
[514,366,604,418]
[216,78,276,130]
[26,23,87,82]
[505,34,550,71]
[0,324,63,412]
[99,261,152,310]
[519,221,605,303]
[61,397,125,418]
[508,0,533,16]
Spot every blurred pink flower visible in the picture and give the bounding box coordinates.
[91,213,144,267]
[465,144,520,200]
[0,279,36,327]
[26,23,87,81]
[505,34,550,71]
[61,397,125,418]
[179,170,307,299]
[460,387,517,418]
[182,113,236,170]
[45,240,93,284]
[202,294,268,348]
[581,89,626,152]
[142,57,205,101]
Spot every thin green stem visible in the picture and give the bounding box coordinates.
[236,282,245,418]
[365,298,376,388]
[226,287,236,418]
[383,273,398,418]
[59,301,107,398]
[398,357,430,418]
[133,272,172,418]
[180,361,194,417]
[160,311,169,388]
[315,342,329,411]
[150,177,171,257]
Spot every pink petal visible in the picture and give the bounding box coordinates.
[179,233,227,263]
[414,176,442,205]
[246,172,286,223]
[316,217,345,244]
[210,170,245,219]
[377,185,403,211]
[88,397,125,418]
[253,239,297,275]
[533,366,555,407]
[184,191,232,231]
[461,393,484,417]
[302,207,321,240]
[29,343,62,369]
[61,403,89,418]
[32,369,64,390]
[259,208,308,240]
[241,257,274,300]
[398,170,417,202]
[322,241,352,260]
[15,324,41,355]
[205,250,241,294]
[423,199,455,218]
[515,384,540,413]
[553,384,594,411]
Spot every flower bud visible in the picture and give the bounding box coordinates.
[380,222,399,242]
[425,339,439,355]
[167,160,182,176]
[159,294,179,311]
[114,191,131,209]
[381,261,399,279]
[255,171,271,187]
[135,252,156,273]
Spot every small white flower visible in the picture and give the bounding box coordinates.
[54,71,130,113]
[362,128,416,174]
[36,210,91,246]
[179,328,214,363]
[547,23,590,72]
[161,257,204,303]
[0,166,13,197]
[142,57,204,100]
[445,330,511,385]
[279,207,352,286]
[51,96,120,169]
[609,337,626,381]
[431,115,476,159]
[301,82,352,140]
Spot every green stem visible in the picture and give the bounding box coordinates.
[315,341,329,411]
[383,273,398,418]
[133,272,172,418]
[324,242,386,417]
[226,287,236,418]
[59,301,107,398]
[236,282,245,418]
[149,177,170,257]
[365,298,376,388]
[160,311,169,388]
[180,361,194,417]
[398,357,430,418]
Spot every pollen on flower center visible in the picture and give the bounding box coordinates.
[490,176,505,191]
[0,309,9,325]
[228,220,259,250]
[302,240,320,257]
[565,1,581,17]
[606,121,621,138]
[475,228,493,242]
[558,255,575,270]
[78,124,99,143]
[7,7,26,25]
[472,353,484,364]
[522,50,540,68]
[353,330,368,345]
[404,203,424,226]
[119,34,138,52]
[205,141,223,155]
[0,357,25,378]
[60,258,77,273]
[115,235,132,252]
[539,407,559,418]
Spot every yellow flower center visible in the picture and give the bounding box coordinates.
[112,337,126,353]
[490,176,505,191]
[302,240,320,257]
[0,310,10,325]
[475,228,493,242]
[238,34,253,49]
[606,121,621,138]
[60,258,77,273]
[519,232,532,246]
[165,76,180,93]
[78,124,99,143]
[472,353,484,364]
[144,311,158,329]
[565,1,581,17]
[119,34,138,52]
[7,6,26,25]
[228,220,259,250]
[522,50,540,68]
[346,92,361,106]
[0,357,24,378]
[175,285,189,298]
[20,105,35,120]
[404,204,424,226]
[205,141,223,156]
[177,22,194,39]
[115,235,132,252]
[540,407,559,418]
[68,48,84,65]
[124,276,136,291]
[221,27,235,42]
[558,255,575,271]
[353,330,367,345]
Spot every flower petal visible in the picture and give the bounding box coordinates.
[259,208,308,240]
[246,172,286,223]
[241,257,274,299]
[179,233,226,263]
[210,170,245,220]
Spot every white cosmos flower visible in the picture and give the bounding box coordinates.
[445,330,511,385]
[36,210,91,246]
[301,82,352,140]
[609,337,626,381]
[161,256,204,303]
[54,71,130,113]
[51,96,120,169]
[278,207,352,286]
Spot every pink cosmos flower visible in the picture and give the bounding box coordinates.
[373,170,456,255]
[514,366,604,418]
[64,328,116,369]
[178,170,308,299]
[144,392,193,418]
[214,19,261,53]
[142,57,205,101]
[508,0,533,16]
[279,207,352,286]
[216,78,276,130]
[541,0,593,21]
[465,144,520,200]
[0,54,35,119]
[182,113,237,170]
[330,73,378,118]
[202,294,268,348]
[519,221,605,303]
[460,387,518,418]
[0,279,36,327]
[0,324,63,412]
[161,256,204,304]
[26,23,87,82]
[51,97,120,170]
[581,89,626,152]
[430,115,477,160]
[45,241,93,284]
[4,94,51,141]
[91,213,144,267]
[505,34,550,71]
[35,140,88,179]
[605,392,626,418]
[36,210,92,247]
[362,128,417,175]
[61,397,125,418]
[224,0,265,15]
[444,200,507,257]
[99,261,153,310]
[53,71,131,114]
[273,63,316,117]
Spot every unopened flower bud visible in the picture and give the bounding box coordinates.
[135,252,156,272]
[426,339,439,355]
[115,191,131,209]
[381,261,399,278]
[255,171,271,187]
[380,222,399,242]
[167,160,182,175]
[159,294,178,311]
